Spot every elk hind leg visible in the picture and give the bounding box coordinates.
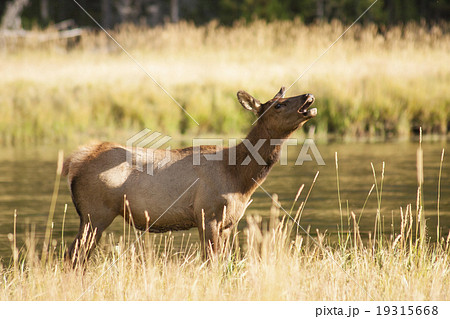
[68,206,116,267]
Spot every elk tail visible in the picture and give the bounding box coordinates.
[62,156,71,176]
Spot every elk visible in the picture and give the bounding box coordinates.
[62,87,316,263]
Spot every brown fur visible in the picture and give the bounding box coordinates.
[63,87,316,263]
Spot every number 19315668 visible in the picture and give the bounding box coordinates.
[376,305,438,316]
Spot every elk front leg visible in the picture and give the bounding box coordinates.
[198,218,219,259]
[218,228,232,255]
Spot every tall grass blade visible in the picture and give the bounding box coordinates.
[437,149,444,244]
[41,150,64,266]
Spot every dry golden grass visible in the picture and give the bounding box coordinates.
[0,20,449,145]
[0,201,448,300]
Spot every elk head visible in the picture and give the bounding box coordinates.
[237,86,317,138]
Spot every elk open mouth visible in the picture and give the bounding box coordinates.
[298,94,317,117]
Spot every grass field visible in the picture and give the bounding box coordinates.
[0,20,449,145]
[1,190,448,300]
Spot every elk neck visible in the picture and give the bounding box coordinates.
[230,120,294,195]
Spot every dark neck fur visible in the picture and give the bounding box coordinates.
[230,121,293,195]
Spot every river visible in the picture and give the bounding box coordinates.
[0,140,448,259]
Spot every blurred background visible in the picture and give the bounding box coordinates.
[0,0,449,143]
[1,0,449,28]
[0,1,449,258]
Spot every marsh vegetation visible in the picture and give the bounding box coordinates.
[0,20,449,145]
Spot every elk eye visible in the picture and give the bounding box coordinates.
[274,103,284,109]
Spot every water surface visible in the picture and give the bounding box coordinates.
[0,141,449,259]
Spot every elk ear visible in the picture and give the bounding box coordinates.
[237,90,261,114]
[273,86,286,99]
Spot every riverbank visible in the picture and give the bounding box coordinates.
[1,20,449,145]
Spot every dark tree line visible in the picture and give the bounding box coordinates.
[0,0,449,30]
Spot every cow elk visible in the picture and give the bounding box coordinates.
[62,86,317,263]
